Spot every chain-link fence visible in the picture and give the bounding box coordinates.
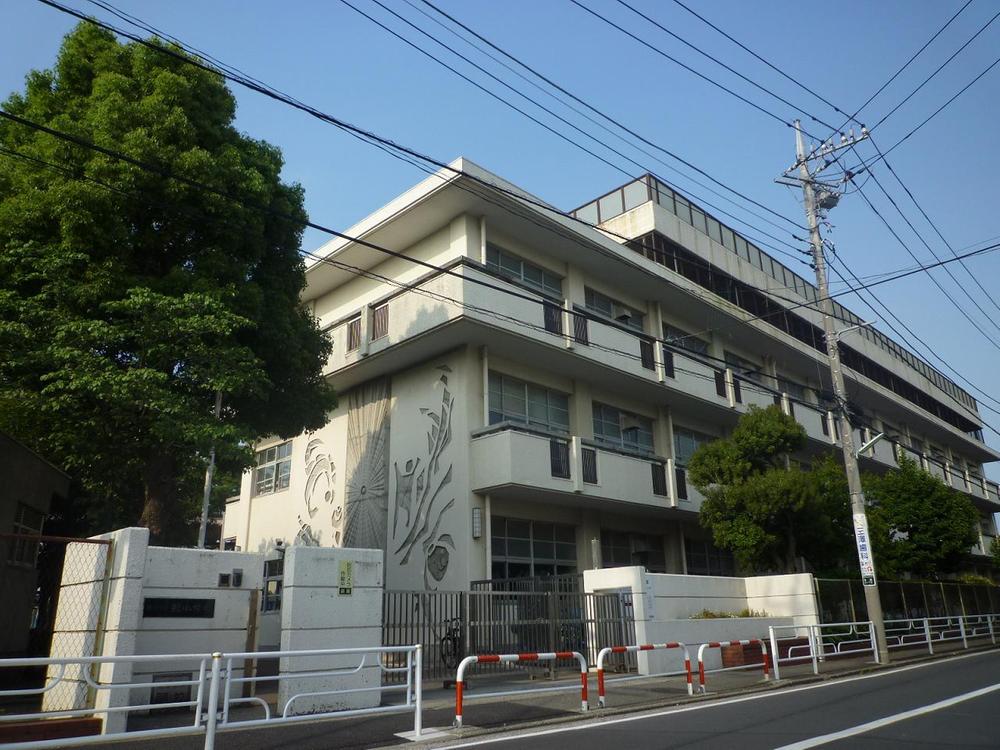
[0,534,112,715]
[816,578,1000,623]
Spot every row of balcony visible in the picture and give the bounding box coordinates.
[326,263,999,509]
[469,422,706,511]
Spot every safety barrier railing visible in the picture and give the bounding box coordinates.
[213,645,422,741]
[453,651,587,728]
[595,642,692,706]
[0,652,214,749]
[0,645,423,749]
[769,621,876,680]
[695,640,769,694]
[883,613,998,654]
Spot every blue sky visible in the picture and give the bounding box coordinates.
[4,0,1000,471]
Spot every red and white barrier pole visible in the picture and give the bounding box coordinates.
[696,640,770,694]
[453,651,588,728]
[595,642,692,707]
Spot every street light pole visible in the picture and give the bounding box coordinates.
[791,120,890,663]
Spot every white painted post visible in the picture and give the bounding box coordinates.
[414,645,423,738]
[923,618,933,655]
[769,626,781,681]
[203,653,222,750]
[959,617,968,649]
[988,615,996,645]
[809,625,819,675]
[868,621,879,664]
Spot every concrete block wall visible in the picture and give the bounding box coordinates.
[584,567,815,674]
[278,546,384,714]
[43,527,148,731]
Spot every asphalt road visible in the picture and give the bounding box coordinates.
[442,650,1000,750]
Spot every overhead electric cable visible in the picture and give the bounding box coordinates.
[414,0,803,231]
[6,110,998,428]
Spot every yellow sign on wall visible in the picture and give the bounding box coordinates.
[338,560,353,596]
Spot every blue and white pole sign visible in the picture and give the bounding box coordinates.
[853,512,877,587]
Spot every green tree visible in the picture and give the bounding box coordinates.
[689,405,852,573]
[863,456,979,579]
[0,24,335,542]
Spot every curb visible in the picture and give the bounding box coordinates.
[390,643,1000,747]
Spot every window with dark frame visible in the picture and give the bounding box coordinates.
[491,517,577,580]
[8,503,44,566]
[488,372,570,434]
[346,316,362,351]
[371,304,389,340]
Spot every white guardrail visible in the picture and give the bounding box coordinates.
[0,644,423,749]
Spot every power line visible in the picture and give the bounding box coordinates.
[337,0,806,250]
[826,253,1000,431]
[868,7,1000,134]
[849,49,1000,174]
[867,135,1000,317]
[413,0,803,232]
[40,0,808,265]
[24,3,999,424]
[568,0,809,131]
[798,0,975,163]
[611,0,841,131]
[666,0,862,126]
[6,109,998,434]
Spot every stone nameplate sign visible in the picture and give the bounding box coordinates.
[143,597,216,619]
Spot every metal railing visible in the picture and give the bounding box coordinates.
[768,621,878,680]
[0,645,423,749]
[453,651,588,728]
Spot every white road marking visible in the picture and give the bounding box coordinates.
[438,649,1000,748]
[773,681,1000,749]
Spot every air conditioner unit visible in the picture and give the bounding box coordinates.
[620,414,644,432]
[612,304,632,324]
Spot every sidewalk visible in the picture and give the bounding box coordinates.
[98,638,986,750]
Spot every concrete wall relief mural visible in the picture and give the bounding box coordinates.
[393,365,457,589]
[295,438,340,547]
[343,379,391,551]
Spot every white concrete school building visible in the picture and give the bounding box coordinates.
[222,159,1000,592]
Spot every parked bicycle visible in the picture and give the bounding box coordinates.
[439,617,465,669]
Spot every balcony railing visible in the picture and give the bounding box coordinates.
[470,423,673,509]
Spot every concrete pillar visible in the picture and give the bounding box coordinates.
[571,380,594,440]
[279,547,384,714]
[449,214,479,259]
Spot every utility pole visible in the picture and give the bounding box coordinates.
[786,120,890,663]
[197,390,224,549]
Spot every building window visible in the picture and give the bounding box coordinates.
[262,558,283,612]
[674,427,714,466]
[601,530,666,573]
[486,244,562,298]
[724,350,763,384]
[777,376,808,402]
[7,503,45,566]
[584,288,645,331]
[254,441,292,496]
[488,372,569,433]
[346,316,362,351]
[685,537,735,576]
[491,517,576,579]
[371,304,389,340]
[663,324,709,356]
[592,402,654,454]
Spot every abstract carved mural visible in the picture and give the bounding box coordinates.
[393,365,456,589]
[295,437,340,547]
[343,378,391,551]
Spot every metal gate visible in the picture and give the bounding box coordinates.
[382,588,635,683]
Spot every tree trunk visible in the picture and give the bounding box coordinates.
[139,452,181,544]
[785,516,799,573]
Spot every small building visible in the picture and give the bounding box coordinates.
[0,433,70,655]
[222,160,1000,592]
